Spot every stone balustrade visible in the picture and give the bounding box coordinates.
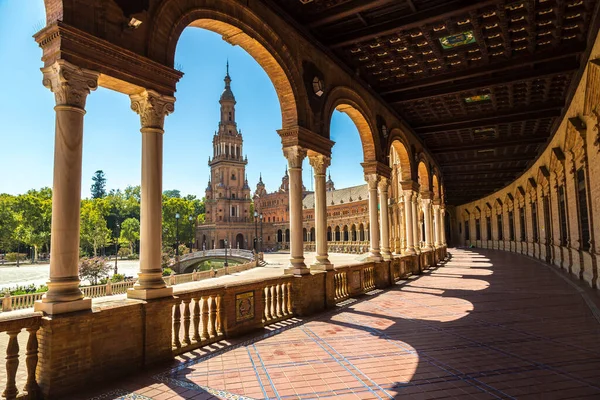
[0,248,444,398]
[303,241,371,254]
[0,310,42,400]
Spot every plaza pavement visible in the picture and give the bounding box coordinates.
[70,248,600,400]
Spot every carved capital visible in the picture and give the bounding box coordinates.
[378,177,389,193]
[130,89,175,130]
[283,145,307,169]
[308,154,331,175]
[364,173,380,189]
[41,60,99,109]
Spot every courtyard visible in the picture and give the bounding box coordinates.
[72,249,600,399]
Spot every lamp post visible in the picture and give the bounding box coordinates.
[188,215,194,252]
[175,213,180,264]
[260,213,263,253]
[114,221,120,275]
[224,238,228,267]
[254,211,258,252]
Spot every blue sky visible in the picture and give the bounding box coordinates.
[0,0,365,198]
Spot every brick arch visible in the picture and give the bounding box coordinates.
[432,174,440,200]
[387,130,413,182]
[147,1,307,129]
[323,86,379,163]
[417,159,431,194]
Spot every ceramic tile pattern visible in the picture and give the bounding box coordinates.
[74,249,600,399]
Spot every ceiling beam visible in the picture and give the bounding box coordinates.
[441,154,533,167]
[380,44,586,95]
[414,106,562,134]
[441,167,524,175]
[326,0,501,48]
[385,60,578,103]
[444,175,519,182]
[308,0,394,28]
[429,136,548,153]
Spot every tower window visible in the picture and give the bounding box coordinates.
[228,112,232,121]
[231,174,236,180]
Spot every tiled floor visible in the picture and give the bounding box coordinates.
[46,249,600,398]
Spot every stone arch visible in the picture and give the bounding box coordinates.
[327,226,332,241]
[343,225,349,241]
[432,174,441,200]
[148,1,307,128]
[417,160,431,194]
[388,135,413,182]
[323,86,379,163]
[334,226,341,241]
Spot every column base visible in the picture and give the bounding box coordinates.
[284,266,311,276]
[368,250,382,262]
[381,250,392,261]
[127,286,173,300]
[34,297,92,315]
[311,262,334,271]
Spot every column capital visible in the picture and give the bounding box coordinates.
[364,173,380,189]
[377,177,389,192]
[130,89,175,130]
[308,153,331,175]
[42,59,99,109]
[282,145,307,169]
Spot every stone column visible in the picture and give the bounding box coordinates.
[365,174,382,261]
[422,199,433,250]
[412,195,421,253]
[283,146,309,275]
[309,154,332,270]
[35,60,99,315]
[403,192,416,255]
[379,178,392,260]
[440,207,447,245]
[433,204,442,247]
[128,90,175,300]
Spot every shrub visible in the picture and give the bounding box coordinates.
[126,254,139,260]
[6,253,27,262]
[78,257,111,286]
[111,273,125,283]
[118,247,131,258]
[161,252,172,269]
[162,267,173,277]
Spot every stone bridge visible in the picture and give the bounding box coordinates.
[174,249,255,274]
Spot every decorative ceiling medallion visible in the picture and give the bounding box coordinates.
[439,31,476,49]
[465,94,491,103]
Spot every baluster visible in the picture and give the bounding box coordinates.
[334,275,339,300]
[24,327,39,397]
[342,273,347,297]
[172,303,181,349]
[276,284,282,318]
[182,299,191,346]
[264,287,271,321]
[3,330,20,400]
[200,296,209,341]
[281,285,287,316]
[215,295,223,335]
[286,282,292,314]
[270,285,276,319]
[208,296,217,338]
[193,297,201,342]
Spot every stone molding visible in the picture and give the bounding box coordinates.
[41,59,99,109]
[130,90,176,130]
[277,126,334,157]
[282,145,307,169]
[308,154,331,175]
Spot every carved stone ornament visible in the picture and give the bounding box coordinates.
[41,60,99,109]
[308,154,331,175]
[130,90,175,129]
[364,173,380,189]
[283,145,307,169]
[378,177,389,192]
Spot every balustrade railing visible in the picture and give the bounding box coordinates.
[303,241,370,254]
[263,282,292,323]
[364,266,375,291]
[333,271,349,302]
[0,311,41,400]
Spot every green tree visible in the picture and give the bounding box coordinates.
[163,189,181,199]
[91,170,107,199]
[120,217,140,253]
[162,196,195,249]
[80,199,111,256]
[78,257,110,285]
[10,189,52,262]
[0,194,17,253]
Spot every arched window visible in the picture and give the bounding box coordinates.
[228,111,232,121]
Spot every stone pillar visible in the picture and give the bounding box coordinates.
[365,174,382,261]
[35,60,99,315]
[441,207,447,245]
[283,146,309,275]
[309,154,332,270]
[422,199,433,250]
[128,90,175,300]
[403,192,416,255]
[433,204,442,246]
[379,178,392,260]
[412,195,421,253]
